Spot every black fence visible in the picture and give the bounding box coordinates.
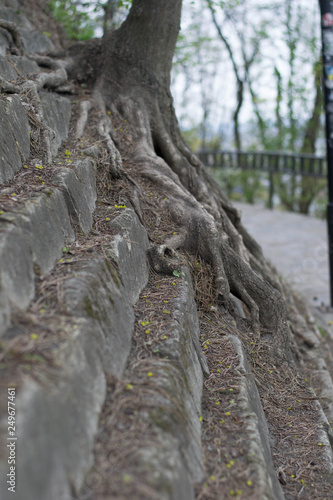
[198,150,326,178]
[198,149,327,209]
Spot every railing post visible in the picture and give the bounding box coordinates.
[319,0,333,306]
[268,157,274,209]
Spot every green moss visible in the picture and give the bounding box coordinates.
[83,295,99,320]
[150,406,179,432]
[105,259,121,288]
[318,326,327,338]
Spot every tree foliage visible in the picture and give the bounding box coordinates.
[48,0,131,39]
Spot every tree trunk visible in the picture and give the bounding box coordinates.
[63,0,292,358]
[298,60,323,214]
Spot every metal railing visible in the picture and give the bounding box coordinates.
[198,149,327,209]
[198,150,326,178]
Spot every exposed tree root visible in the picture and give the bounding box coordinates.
[0,20,23,54]
[99,95,291,355]
[75,100,92,139]
[0,14,292,360]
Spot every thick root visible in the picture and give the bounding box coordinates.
[0,20,23,54]
[76,100,92,139]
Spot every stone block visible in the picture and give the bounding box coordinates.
[0,6,32,29]
[0,54,16,80]
[0,217,34,333]
[22,189,75,276]
[229,335,285,500]
[40,92,71,156]
[3,94,30,161]
[128,268,205,499]
[9,55,39,76]
[156,266,205,412]
[0,99,22,183]
[0,94,30,183]
[0,318,106,500]
[18,28,54,54]
[109,208,150,304]
[0,189,75,337]
[62,257,134,376]
[53,159,97,235]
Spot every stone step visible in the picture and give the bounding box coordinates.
[78,266,207,500]
[0,159,96,336]
[0,92,71,184]
[228,335,285,500]
[0,208,150,500]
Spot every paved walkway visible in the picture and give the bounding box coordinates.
[235,202,333,327]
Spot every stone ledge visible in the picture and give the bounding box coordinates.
[53,159,97,235]
[0,189,75,337]
[62,209,150,374]
[9,55,39,76]
[0,318,106,500]
[18,28,54,54]
[228,335,285,500]
[137,270,205,498]
[0,54,16,80]
[90,267,206,500]
[0,94,30,183]
[0,91,71,185]
[40,92,71,157]
[62,257,135,376]
[109,208,150,304]
[0,208,151,499]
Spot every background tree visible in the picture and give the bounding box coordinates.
[206,0,268,150]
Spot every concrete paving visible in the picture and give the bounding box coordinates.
[235,202,333,329]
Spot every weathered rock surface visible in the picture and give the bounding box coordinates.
[0,208,150,500]
[53,159,97,235]
[229,335,285,500]
[0,318,106,500]
[0,189,75,336]
[18,28,54,54]
[109,208,150,304]
[0,27,10,56]
[40,92,71,157]
[135,269,205,499]
[0,54,17,80]
[62,257,136,376]
[0,95,30,183]
[9,55,39,76]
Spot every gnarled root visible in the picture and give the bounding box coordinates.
[0,20,23,54]
[147,244,182,275]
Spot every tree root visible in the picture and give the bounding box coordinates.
[0,18,293,360]
[76,100,92,139]
[103,94,291,356]
[0,75,21,93]
[0,20,23,54]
